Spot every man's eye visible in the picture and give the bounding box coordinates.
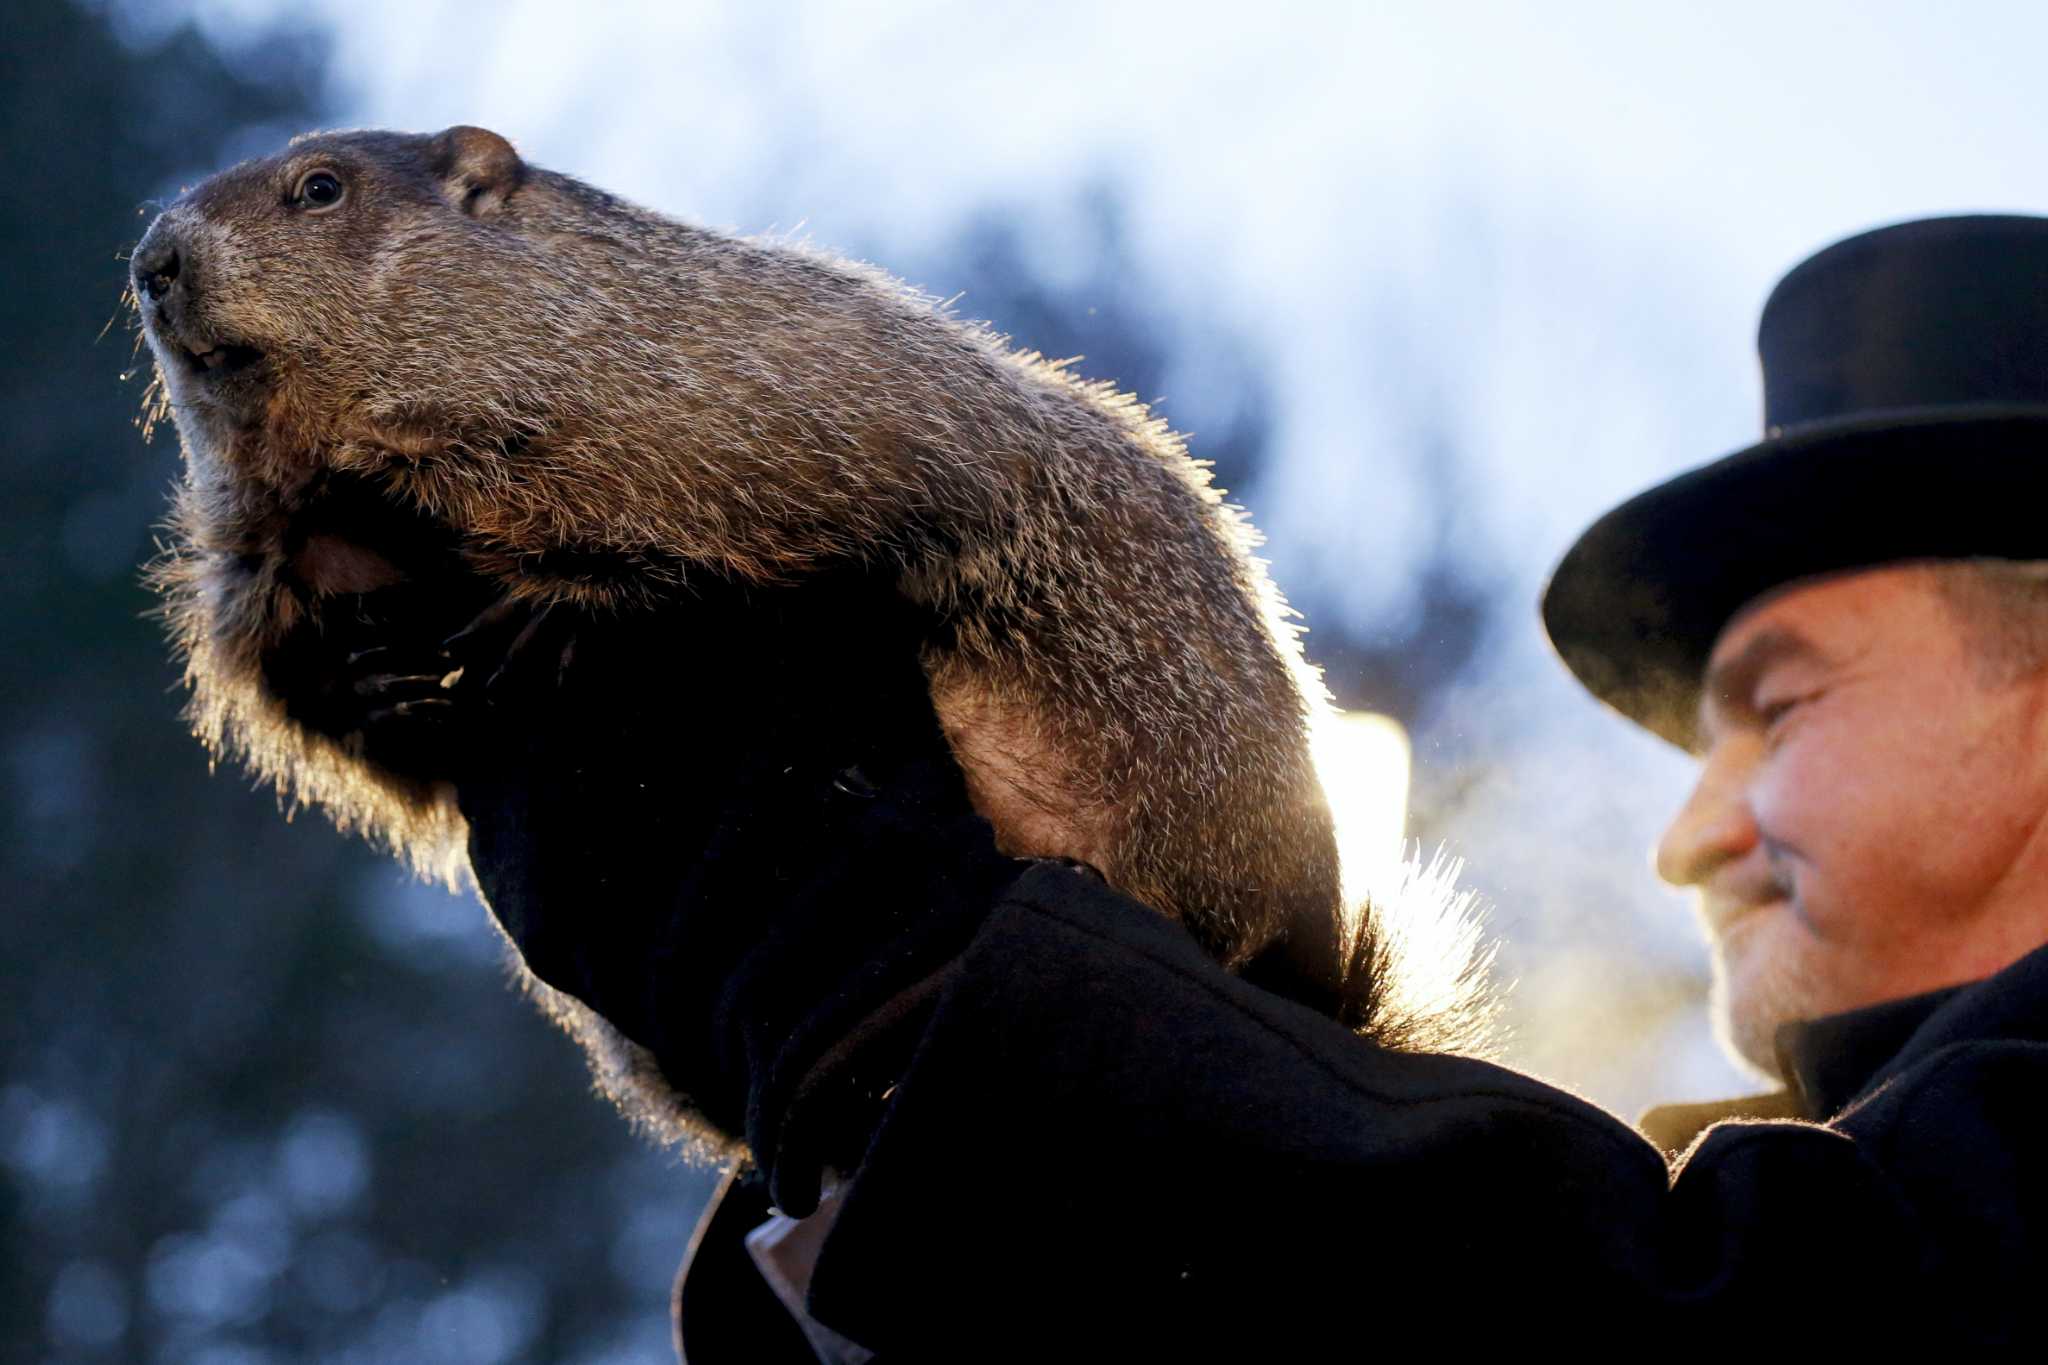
[1758,693,1815,731]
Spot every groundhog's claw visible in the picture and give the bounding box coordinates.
[439,598,580,704]
[441,597,527,659]
[491,605,578,697]
[347,650,455,699]
[364,696,461,726]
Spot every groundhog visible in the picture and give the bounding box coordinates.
[130,125,1479,1075]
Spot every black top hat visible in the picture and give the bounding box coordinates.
[1542,214,2048,750]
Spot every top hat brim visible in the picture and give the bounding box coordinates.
[1540,404,2048,751]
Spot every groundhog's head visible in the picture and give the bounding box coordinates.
[130,125,630,496]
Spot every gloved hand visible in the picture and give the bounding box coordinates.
[453,569,1033,1212]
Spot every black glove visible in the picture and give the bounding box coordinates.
[454,569,1033,1212]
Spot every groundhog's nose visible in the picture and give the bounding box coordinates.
[133,227,183,305]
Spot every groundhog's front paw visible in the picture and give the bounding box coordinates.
[341,641,474,777]
[260,583,493,785]
[266,630,474,782]
[320,593,584,780]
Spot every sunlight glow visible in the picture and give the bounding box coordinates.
[1312,708,1410,906]
[1316,711,1496,1050]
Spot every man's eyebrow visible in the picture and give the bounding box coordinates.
[1699,626,1828,723]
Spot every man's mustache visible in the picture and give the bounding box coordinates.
[1699,842,1798,936]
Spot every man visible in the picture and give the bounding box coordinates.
[1542,212,2048,1149]
[463,215,2048,1357]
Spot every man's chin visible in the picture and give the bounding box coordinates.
[1709,984,1787,1084]
[1708,911,1808,1083]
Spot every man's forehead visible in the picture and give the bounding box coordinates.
[1694,564,1957,733]
[1708,564,1939,664]
[1709,589,1825,672]
[1701,622,1825,708]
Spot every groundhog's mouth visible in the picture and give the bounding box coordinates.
[178,338,264,380]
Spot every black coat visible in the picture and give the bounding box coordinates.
[676,864,2048,1358]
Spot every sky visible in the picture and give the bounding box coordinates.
[110,0,2048,1113]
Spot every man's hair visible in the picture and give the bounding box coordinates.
[1927,559,2048,683]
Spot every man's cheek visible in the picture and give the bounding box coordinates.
[1745,766,1814,865]
[1752,736,1870,863]
[1749,784,1857,938]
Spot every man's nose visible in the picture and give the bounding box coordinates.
[1654,741,1760,888]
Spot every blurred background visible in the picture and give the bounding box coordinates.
[10,0,2048,1358]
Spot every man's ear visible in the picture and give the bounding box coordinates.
[429,125,525,219]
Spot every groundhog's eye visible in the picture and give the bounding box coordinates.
[293,170,346,212]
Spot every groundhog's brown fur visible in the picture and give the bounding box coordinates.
[132,126,1479,1065]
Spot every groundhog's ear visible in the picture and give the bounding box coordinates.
[429,125,525,219]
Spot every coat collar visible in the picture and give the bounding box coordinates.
[1775,980,1967,1119]
[1823,933,2048,1107]
[1642,936,2048,1155]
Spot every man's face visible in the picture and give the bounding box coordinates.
[1656,564,2048,1078]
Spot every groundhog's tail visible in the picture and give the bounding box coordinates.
[1245,848,1502,1057]
[1351,848,1502,1055]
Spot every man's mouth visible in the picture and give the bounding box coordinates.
[1703,893,1789,941]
